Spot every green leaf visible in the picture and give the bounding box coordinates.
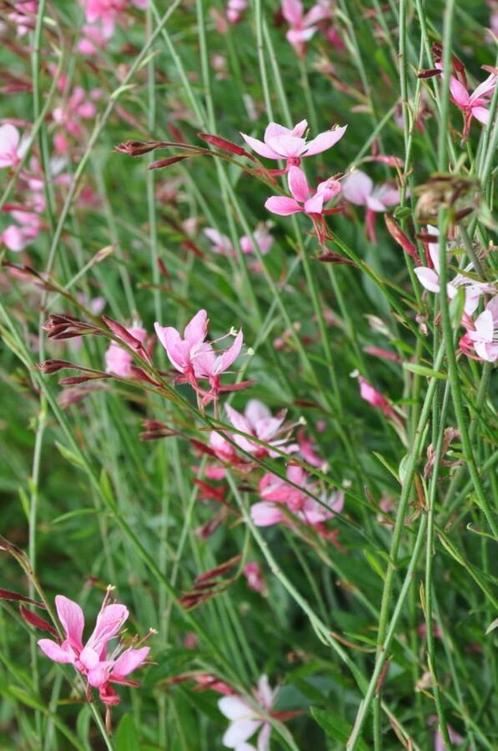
[310,708,369,750]
[115,714,140,751]
[403,363,447,380]
[55,442,85,469]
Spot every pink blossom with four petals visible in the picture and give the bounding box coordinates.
[342,170,400,243]
[251,465,344,530]
[281,0,331,57]
[265,165,341,244]
[449,72,497,138]
[155,309,243,404]
[38,594,149,706]
[241,119,346,169]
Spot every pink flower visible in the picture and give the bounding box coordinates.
[224,399,292,456]
[281,0,331,57]
[240,119,346,168]
[239,223,274,255]
[1,205,43,251]
[6,1,38,36]
[0,124,22,169]
[450,72,497,138]
[38,593,150,706]
[251,465,344,529]
[465,295,498,362]
[342,170,400,243]
[155,310,244,403]
[414,226,493,316]
[433,720,464,751]
[243,562,267,594]
[265,165,341,244]
[105,326,147,376]
[226,0,247,23]
[358,376,399,421]
[155,309,211,381]
[204,227,234,256]
[218,675,276,750]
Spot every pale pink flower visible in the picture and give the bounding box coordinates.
[204,227,234,256]
[1,206,43,251]
[240,119,346,168]
[243,562,267,594]
[226,0,247,24]
[265,165,341,244]
[218,675,276,750]
[0,124,22,169]
[281,0,331,57]
[414,226,493,316]
[155,310,243,403]
[251,465,344,529]
[342,170,400,242]
[224,399,291,457]
[77,24,109,55]
[38,593,149,706]
[450,72,497,138]
[194,330,244,397]
[6,0,38,35]
[465,295,498,362]
[358,376,400,423]
[105,326,147,377]
[80,0,147,36]
[240,223,274,255]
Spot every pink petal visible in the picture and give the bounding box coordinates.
[266,134,307,158]
[471,73,497,101]
[288,165,310,202]
[223,718,261,747]
[304,125,347,156]
[251,502,284,526]
[365,195,387,212]
[38,639,75,664]
[472,106,490,125]
[240,133,279,159]
[87,663,110,688]
[218,695,253,720]
[214,330,243,374]
[86,604,128,653]
[304,191,324,214]
[256,675,274,709]
[291,119,308,137]
[55,595,84,648]
[414,267,440,293]
[0,123,20,167]
[111,646,150,678]
[80,645,101,671]
[184,309,209,343]
[257,722,272,751]
[281,0,304,25]
[265,196,302,216]
[225,403,251,434]
[474,310,494,342]
[1,225,28,251]
[245,399,271,426]
[450,77,470,108]
[342,171,372,205]
[264,122,292,141]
